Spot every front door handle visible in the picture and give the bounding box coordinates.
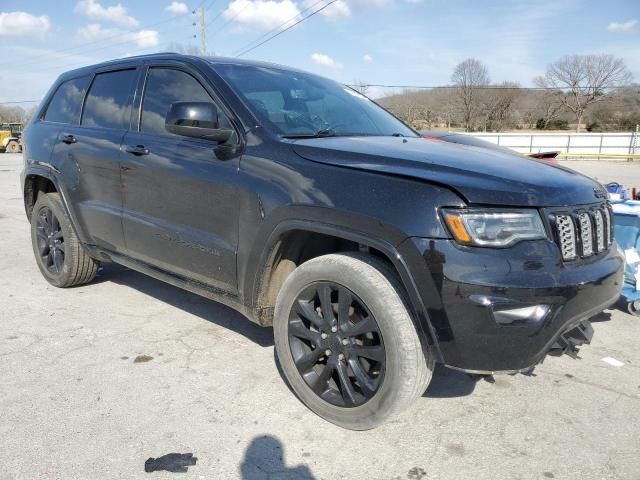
[124,144,149,156]
[61,134,77,144]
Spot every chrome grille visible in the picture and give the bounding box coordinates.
[603,208,612,246]
[556,215,576,260]
[551,204,613,261]
[577,213,593,256]
[594,210,605,252]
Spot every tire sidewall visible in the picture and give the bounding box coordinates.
[31,194,75,287]
[274,254,427,430]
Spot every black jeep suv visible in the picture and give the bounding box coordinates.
[22,54,623,430]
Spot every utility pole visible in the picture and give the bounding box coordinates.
[200,6,207,56]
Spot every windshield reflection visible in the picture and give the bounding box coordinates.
[214,63,417,138]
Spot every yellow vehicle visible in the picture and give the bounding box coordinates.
[0,122,23,153]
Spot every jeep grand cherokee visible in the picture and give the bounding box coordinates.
[21,54,623,430]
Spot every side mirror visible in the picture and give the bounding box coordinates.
[165,102,233,143]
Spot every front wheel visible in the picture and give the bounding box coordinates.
[627,300,640,317]
[274,253,432,430]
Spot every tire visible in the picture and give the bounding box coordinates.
[30,192,99,287]
[6,141,20,153]
[627,300,640,317]
[274,252,432,430]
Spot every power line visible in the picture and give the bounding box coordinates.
[207,1,253,37]
[348,83,639,91]
[0,100,41,105]
[232,0,327,57]
[236,0,338,58]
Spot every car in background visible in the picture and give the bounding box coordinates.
[420,130,559,163]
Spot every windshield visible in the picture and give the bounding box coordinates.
[214,63,417,138]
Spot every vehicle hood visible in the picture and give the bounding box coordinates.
[290,136,604,207]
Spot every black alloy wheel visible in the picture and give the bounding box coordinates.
[287,282,385,408]
[35,206,65,275]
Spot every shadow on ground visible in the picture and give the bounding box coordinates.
[97,263,274,347]
[240,436,315,479]
[423,364,477,398]
[100,262,480,400]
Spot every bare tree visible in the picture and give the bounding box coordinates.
[451,58,490,131]
[530,79,566,129]
[537,54,632,132]
[168,42,215,56]
[0,105,30,123]
[351,80,370,97]
[480,82,521,132]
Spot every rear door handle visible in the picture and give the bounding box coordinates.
[124,144,149,156]
[61,134,77,144]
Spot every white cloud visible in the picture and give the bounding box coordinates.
[222,0,300,30]
[130,29,159,48]
[304,0,350,18]
[304,0,420,20]
[607,19,637,32]
[166,1,189,14]
[75,0,139,27]
[0,11,51,37]
[311,52,340,69]
[363,53,373,64]
[349,0,390,8]
[78,23,159,48]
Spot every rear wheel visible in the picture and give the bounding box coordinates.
[274,252,432,430]
[30,192,99,287]
[6,140,20,153]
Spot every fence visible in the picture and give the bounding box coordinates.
[467,132,640,158]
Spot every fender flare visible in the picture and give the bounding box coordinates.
[22,165,90,245]
[251,218,443,363]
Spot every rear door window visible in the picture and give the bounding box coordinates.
[44,76,91,125]
[82,69,138,130]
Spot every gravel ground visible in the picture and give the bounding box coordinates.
[1,153,639,480]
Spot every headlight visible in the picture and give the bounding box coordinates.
[443,209,547,247]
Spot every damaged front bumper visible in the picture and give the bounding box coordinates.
[399,237,624,374]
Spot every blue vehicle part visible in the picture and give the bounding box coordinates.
[612,201,640,311]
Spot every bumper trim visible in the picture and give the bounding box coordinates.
[443,291,617,375]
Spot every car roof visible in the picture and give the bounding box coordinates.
[59,53,306,81]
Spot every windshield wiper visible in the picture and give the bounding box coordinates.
[281,129,336,139]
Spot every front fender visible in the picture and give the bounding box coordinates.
[244,214,444,363]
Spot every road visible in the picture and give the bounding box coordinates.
[559,160,640,188]
[1,153,639,480]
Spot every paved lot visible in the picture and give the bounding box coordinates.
[1,153,639,480]
[559,160,640,188]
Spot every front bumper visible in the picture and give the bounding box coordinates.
[398,238,624,373]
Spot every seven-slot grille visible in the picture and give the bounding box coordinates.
[551,204,613,261]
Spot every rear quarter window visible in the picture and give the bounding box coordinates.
[43,76,91,125]
[82,69,138,130]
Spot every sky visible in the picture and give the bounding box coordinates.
[0,0,639,104]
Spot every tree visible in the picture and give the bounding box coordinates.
[0,105,30,123]
[536,54,632,132]
[167,42,215,56]
[480,82,521,132]
[351,80,370,97]
[451,58,490,131]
